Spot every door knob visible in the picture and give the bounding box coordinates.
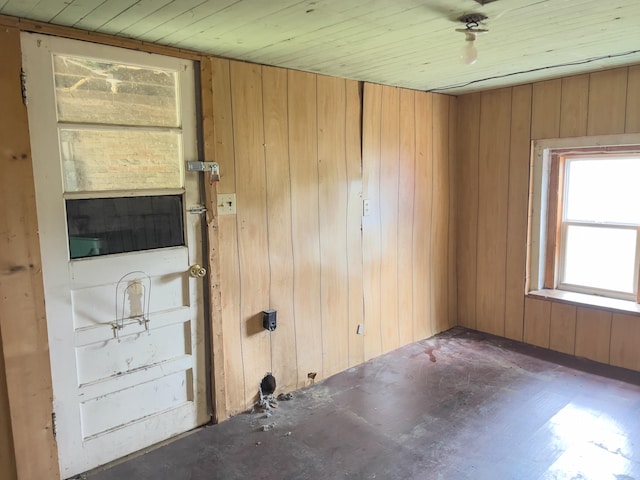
[189,264,207,278]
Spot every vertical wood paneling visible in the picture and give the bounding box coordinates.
[0,332,16,480]
[200,58,227,422]
[431,94,449,333]
[288,70,323,384]
[317,74,349,376]
[625,65,640,133]
[379,86,400,353]
[504,85,532,341]
[0,26,58,479]
[211,58,245,414]
[413,91,433,340]
[345,80,364,367]
[362,83,383,359]
[587,68,628,135]
[262,66,298,393]
[455,93,480,330]
[458,66,640,374]
[575,308,612,364]
[230,61,271,404]
[549,302,576,355]
[531,79,561,139]
[523,297,551,348]
[610,313,640,371]
[559,74,589,137]
[447,97,458,330]
[397,88,416,345]
[476,88,511,336]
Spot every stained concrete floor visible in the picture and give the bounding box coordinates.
[85,327,640,480]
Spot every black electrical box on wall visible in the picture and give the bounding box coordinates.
[263,309,277,331]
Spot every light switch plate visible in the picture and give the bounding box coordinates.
[217,193,236,215]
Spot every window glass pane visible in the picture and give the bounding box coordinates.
[565,158,640,224]
[66,195,184,259]
[562,225,636,293]
[53,55,179,127]
[60,128,183,192]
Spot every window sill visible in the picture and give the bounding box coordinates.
[528,289,640,316]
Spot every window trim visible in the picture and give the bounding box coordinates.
[528,134,640,310]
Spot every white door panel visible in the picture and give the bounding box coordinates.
[21,32,208,478]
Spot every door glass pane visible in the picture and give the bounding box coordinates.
[565,158,640,224]
[562,225,636,293]
[53,55,179,127]
[66,195,184,259]
[60,128,183,192]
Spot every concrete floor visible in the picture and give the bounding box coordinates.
[85,327,640,480]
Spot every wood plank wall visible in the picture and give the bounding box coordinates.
[456,65,640,371]
[362,84,457,360]
[206,59,457,414]
[207,58,364,415]
[0,27,59,479]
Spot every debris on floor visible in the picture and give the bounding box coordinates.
[261,422,276,432]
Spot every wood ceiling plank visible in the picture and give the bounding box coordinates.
[117,0,210,38]
[98,0,175,36]
[130,0,238,43]
[18,0,68,22]
[73,0,175,30]
[0,0,40,18]
[51,0,108,26]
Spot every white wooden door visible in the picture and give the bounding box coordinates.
[21,33,209,478]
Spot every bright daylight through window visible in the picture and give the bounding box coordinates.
[559,156,640,300]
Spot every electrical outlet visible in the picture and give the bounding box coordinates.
[362,199,370,216]
[217,193,236,215]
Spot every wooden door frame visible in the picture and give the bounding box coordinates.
[0,17,228,480]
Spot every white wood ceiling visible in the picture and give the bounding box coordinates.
[2,0,639,94]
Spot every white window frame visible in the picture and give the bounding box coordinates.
[556,155,640,300]
[528,134,640,308]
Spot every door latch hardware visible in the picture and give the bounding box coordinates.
[186,161,220,182]
[188,205,207,215]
